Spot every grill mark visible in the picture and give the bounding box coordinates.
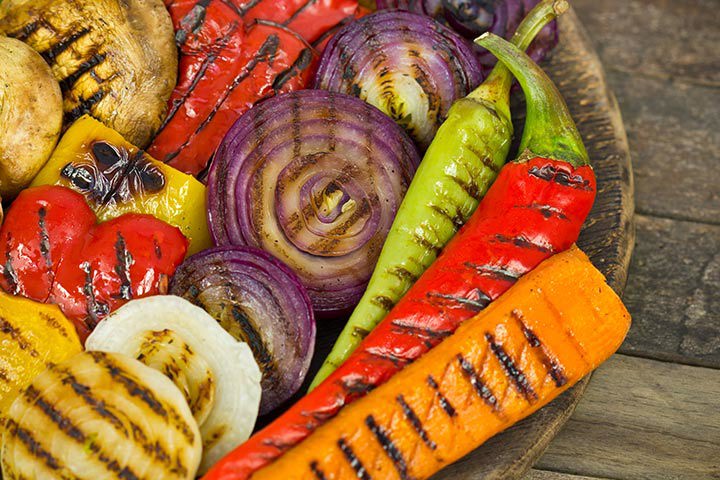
[485,333,537,401]
[0,366,11,382]
[365,348,408,368]
[114,232,133,300]
[412,231,442,255]
[528,164,593,190]
[457,354,498,409]
[272,48,314,91]
[309,461,328,480]
[163,34,280,162]
[465,143,500,173]
[494,234,553,253]
[230,306,276,377]
[89,352,196,444]
[370,295,395,311]
[58,52,106,92]
[365,415,410,480]
[341,377,375,396]
[37,207,52,270]
[9,21,40,41]
[175,0,212,46]
[337,438,371,480]
[81,261,109,326]
[327,92,338,152]
[5,419,64,472]
[520,202,569,220]
[511,310,568,387]
[390,319,452,340]
[425,290,491,312]
[464,262,521,283]
[397,395,436,450]
[4,244,20,295]
[159,25,238,134]
[449,174,481,200]
[429,204,464,230]
[388,266,419,284]
[65,89,107,123]
[39,28,90,63]
[426,375,456,417]
[0,317,40,358]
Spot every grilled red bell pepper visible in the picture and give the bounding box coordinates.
[0,185,188,340]
[151,0,360,177]
[203,32,596,480]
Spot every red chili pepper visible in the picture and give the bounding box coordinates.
[0,185,188,340]
[203,32,595,480]
[150,0,360,177]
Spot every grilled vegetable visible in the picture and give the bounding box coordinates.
[1,351,202,480]
[314,0,566,386]
[207,90,420,317]
[86,296,262,473]
[0,0,177,148]
[170,246,316,415]
[0,185,188,339]
[31,115,211,255]
[241,246,631,480]
[203,7,594,471]
[0,292,82,422]
[314,10,483,149]
[0,36,63,198]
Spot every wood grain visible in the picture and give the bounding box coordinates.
[619,215,720,368]
[526,470,613,480]
[429,8,635,479]
[536,354,720,479]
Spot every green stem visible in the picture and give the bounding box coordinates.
[466,0,569,122]
[475,31,590,167]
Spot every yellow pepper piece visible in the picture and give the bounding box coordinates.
[31,115,212,255]
[0,292,82,419]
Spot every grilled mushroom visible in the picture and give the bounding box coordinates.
[0,0,177,148]
[0,36,63,198]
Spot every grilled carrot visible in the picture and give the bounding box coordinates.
[248,245,630,480]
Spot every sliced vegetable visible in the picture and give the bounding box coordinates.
[207,90,420,316]
[0,185,188,339]
[0,292,82,421]
[170,246,315,415]
[314,9,483,149]
[0,0,177,148]
[0,37,62,198]
[314,0,567,386]
[86,296,262,473]
[244,246,631,480]
[1,351,202,479]
[31,115,212,255]
[204,9,594,473]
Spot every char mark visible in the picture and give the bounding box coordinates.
[59,53,107,92]
[426,290,491,312]
[337,438,371,480]
[230,306,276,375]
[370,295,395,312]
[365,415,411,480]
[511,310,568,387]
[449,174,481,200]
[114,232,133,300]
[493,234,553,253]
[457,354,498,409]
[4,248,20,295]
[365,348,408,368]
[9,21,40,41]
[521,202,569,220]
[426,375,456,417]
[485,333,537,401]
[272,48,314,91]
[397,394,436,450]
[309,461,328,480]
[528,164,593,191]
[40,28,90,63]
[341,377,375,397]
[464,262,521,283]
[80,261,109,328]
[0,317,40,358]
[390,319,452,342]
[175,0,212,46]
[38,207,52,269]
[5,419,64,472]
[429,204,464,230]
[65,89,108,123]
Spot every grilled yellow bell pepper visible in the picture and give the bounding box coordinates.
[31,115,211,255]
[0,291,82,419]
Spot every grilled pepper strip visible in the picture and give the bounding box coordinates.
[31,115,211,255]
[150,0,360,177]
[203,23,594,480]
[312,0,568,388]
[0,185,188,340]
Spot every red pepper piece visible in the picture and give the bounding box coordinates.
[0,186,188,340]
[203,30,595,480]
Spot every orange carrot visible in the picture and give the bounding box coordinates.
[250,245,630,480]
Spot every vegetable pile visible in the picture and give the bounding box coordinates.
[0,0,633,479]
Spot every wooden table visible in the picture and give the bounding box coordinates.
[524,1,720,478]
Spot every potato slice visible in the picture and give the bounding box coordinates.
[0,36,63,198]
[0,0,177,148]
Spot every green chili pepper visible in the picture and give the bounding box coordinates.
[311,0,569,389]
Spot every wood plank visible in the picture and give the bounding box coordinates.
[525,470,613,480]
[572,0,720,86]
[535,354,720,480]
[619,214,720,368]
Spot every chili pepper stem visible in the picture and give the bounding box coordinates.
[476,30,590,167]
[466,0,569,122]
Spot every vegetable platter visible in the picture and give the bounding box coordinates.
[0,0,634,479]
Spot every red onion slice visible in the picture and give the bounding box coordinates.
[207,90,419,317]
[314,10,483,150]
[169,245,315,415]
